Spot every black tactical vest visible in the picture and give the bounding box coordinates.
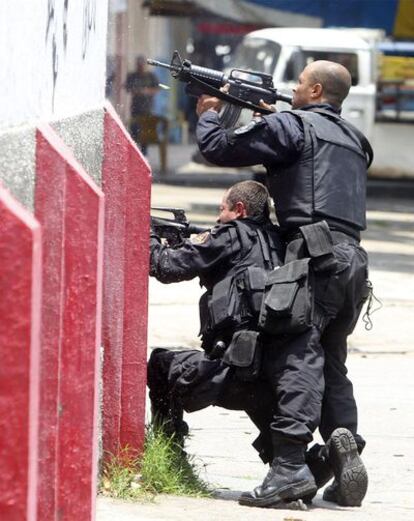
[267,109,370,236]
[199,219,283,351]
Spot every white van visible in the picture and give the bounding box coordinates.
[230,28,377,139]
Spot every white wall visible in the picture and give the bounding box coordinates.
[0,0,108,131]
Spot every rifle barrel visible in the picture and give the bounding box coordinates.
[147,59,176,71]
[277,92,293,104]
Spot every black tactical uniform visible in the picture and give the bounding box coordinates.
[196,104,371,454]
[148,216,284,447]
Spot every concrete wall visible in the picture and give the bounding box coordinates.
[0,2,151,516]
[0,0,108,208]
[0,0,107,128]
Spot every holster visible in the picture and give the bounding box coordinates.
[286,220,337,272]
[222,330,262,382]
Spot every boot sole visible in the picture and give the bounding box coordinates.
[328,428,368,507]
[238,480,317,508]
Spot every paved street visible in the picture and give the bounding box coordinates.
[97,177,414,521]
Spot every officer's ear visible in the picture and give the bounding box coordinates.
[233,201,248,219]
[310,82,323,100]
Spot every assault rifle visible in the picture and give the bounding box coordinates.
[151,207,209,247]
[147,51,292,127]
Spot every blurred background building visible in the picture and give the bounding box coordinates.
[107,0,414,129]
[106,0,414,174]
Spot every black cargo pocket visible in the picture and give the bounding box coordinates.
[258,258,313,335]
[222,330,262,382]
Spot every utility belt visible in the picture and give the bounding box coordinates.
[259,220,343,336]
[286,229,360,247]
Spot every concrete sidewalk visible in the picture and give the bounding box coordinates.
[97,184,414,521]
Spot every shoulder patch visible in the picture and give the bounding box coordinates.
[233,118,262,135]
[191,231,210,244]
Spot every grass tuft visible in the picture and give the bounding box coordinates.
[100,425,211,501]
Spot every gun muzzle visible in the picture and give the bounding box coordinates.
[147,58,167,68]
[147,57,180,74]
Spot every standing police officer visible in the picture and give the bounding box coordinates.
[148,181,284,453]
[195,60,371,507]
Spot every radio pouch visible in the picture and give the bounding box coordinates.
[223,330,262,381]
[258,258,313,335]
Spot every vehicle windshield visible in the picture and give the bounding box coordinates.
[230,38,281,74]
[284,50,360,86]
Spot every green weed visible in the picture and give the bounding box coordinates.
[100,426,211,501]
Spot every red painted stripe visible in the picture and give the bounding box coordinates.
[0,183,41,521]
[102,102,151,458]
[35,127,66,521]
[35,126,104,520]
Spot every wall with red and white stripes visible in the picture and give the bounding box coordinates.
[0,2,151,519]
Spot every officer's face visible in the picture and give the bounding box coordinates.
[218,194,238,224]
[292,67,317,109]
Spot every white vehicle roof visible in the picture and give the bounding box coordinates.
[246,28,372,51]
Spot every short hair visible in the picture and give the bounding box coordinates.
[308,61,352,108]
[226,180,270,219]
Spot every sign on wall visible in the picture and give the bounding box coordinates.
[0,0,108,131]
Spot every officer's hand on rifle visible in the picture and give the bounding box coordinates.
[196,94,222,116]
[196,84,230,116]
[254,99,277,116]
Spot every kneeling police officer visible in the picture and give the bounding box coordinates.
[148,181,284,454]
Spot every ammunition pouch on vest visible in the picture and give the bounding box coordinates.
[199,266,267,346]
[199,220,281,365]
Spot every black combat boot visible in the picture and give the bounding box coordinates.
[322,428,368,506]
[238,441,317,508]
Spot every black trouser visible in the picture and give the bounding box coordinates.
[265,236,369,451]
[318,240,369,450]
[262,326,325,446]
[147,348,275,459]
